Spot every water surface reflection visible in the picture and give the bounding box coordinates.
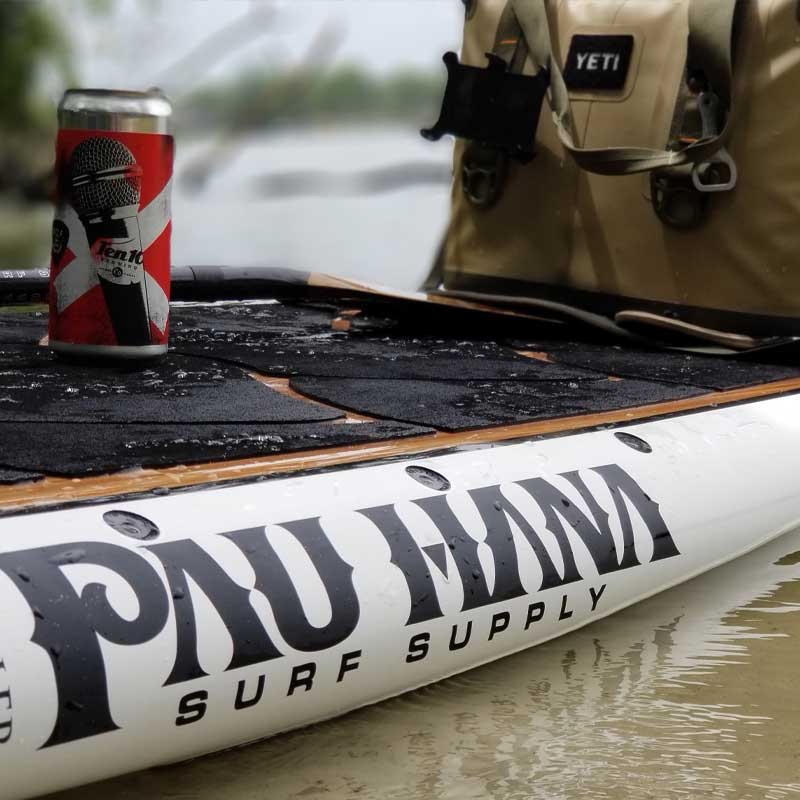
[50,531,800,799]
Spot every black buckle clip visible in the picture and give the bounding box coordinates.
[650,167,709,231]
[421,51,549,163]
[461,143,509,209]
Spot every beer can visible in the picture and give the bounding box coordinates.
[49,89,173,359]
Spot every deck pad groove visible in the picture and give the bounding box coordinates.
[0,467,44,486]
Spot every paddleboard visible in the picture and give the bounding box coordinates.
[1,271,800,798]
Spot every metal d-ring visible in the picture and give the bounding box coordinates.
[692,147,738,193]
[691,91,738,194]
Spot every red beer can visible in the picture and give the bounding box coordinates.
[49,89,173,359]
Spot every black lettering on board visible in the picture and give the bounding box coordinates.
[525,602,546,630]
[147,539,282,686]
[358,505,444,626]
[0,681,10,745]
[406,633,431,663]
[592,465,680,563]
[0,542,169,748]
[226,518,360,652]
[589,584,607,611]
[488,611,511,641]
[235,675,267,710]
[176,690,208,726]
[337,650,362,682]
[414,489,528,610]
[449,621,473,651]
[287,663,316,696]
[559,594,574,621]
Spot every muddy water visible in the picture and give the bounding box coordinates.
[49,532,800,800]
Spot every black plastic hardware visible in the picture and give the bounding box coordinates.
[406,465,452,492]
[650,169,709,230]
[421,51,549,163]
[103,510,161,540]
[461,142,509,209]
[614,432,653,454]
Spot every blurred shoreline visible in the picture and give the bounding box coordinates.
[0,3,455,286]
[3,123,454,290]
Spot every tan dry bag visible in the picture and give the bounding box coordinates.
[427,0,800,338]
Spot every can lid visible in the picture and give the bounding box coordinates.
[60,88,172,115]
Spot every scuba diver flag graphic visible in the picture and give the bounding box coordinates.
[50,131,174,347]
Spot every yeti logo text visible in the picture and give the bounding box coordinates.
[564,34,634,91]
[575,52,622,72]
[0,463,678,748]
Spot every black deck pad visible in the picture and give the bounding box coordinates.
[0,309,47,345]
[170,302,595,382]
[0,420,431,476]
[0,467,44,485]
[0,345,341,424]
[3,296,798,478]
[290,376,705,432]
[510,338,800,390]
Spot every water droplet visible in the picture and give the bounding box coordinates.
[49,548,86,566]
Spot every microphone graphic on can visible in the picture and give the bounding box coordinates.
[68,136,152,346]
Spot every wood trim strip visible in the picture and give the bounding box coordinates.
[306,272,555,322]
[3,376,800,514]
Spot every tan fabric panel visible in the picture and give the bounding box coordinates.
[446,0,580,287]
[566,1,688,299]
[442,0,800,324]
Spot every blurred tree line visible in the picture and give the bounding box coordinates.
[0,2,71,196]
[0,2,73,266]
[0,0,446,265]
[178,65,444,133]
